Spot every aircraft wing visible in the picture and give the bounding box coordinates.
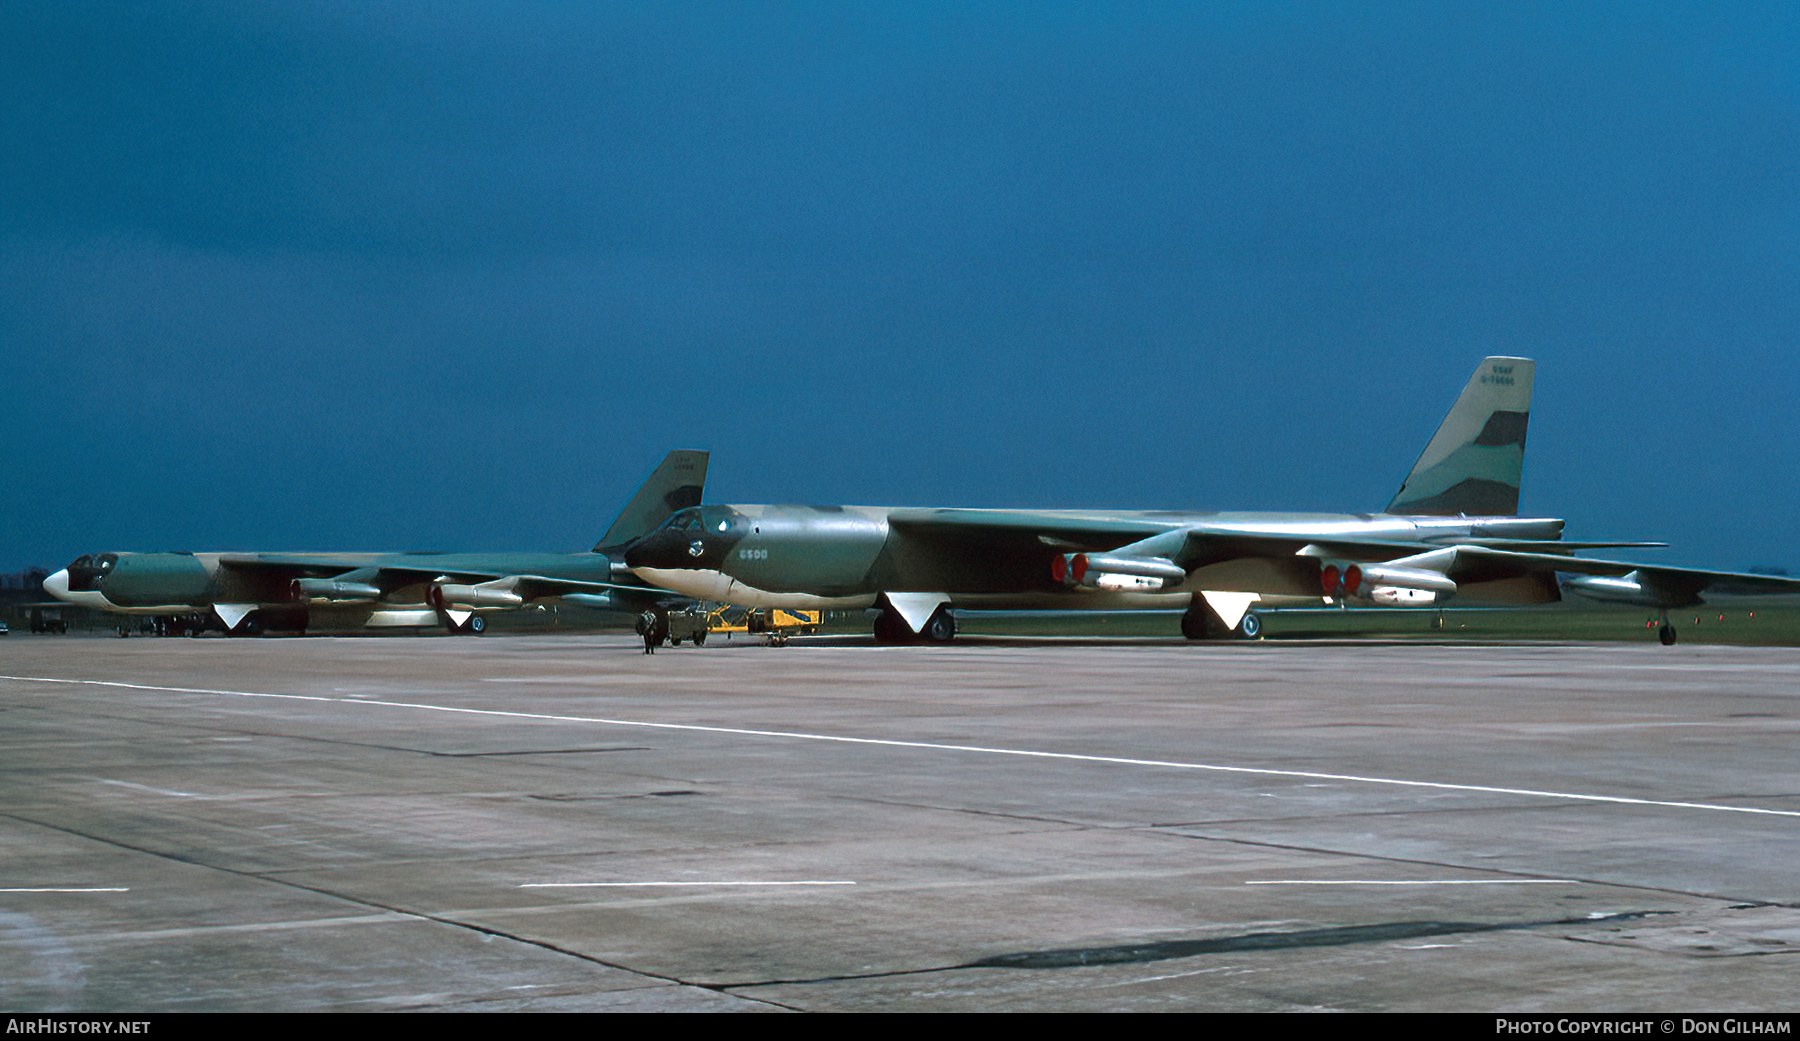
[212,554,684,608]
[886,510,1598,561]
[1451,547,1800,607]
[858,510,1800,610]
[453,573,693,601]
[1278,542,1800,609]
[884,511,1477,600]
[887,509,1466,569]
[211,553,599,586]
[885,508,1184,550]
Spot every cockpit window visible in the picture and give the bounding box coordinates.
[698,505,747,535]
[66,553,116,592]
[651,506,746,538]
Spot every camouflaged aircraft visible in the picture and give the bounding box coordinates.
[624,361,1800,645]
[44,451,707,636]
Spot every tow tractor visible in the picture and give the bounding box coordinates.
[708,605,822,645]
[638,603,823,648]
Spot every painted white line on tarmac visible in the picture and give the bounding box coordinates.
[0,888,131,893]
[91,778,203,799]
[8,673,1800,820]
[69,913,422,943]
[521,881,856,888]
[1244,879,1576,886]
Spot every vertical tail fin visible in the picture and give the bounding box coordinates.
[1386,358,1533,516]
[594,450,709,552]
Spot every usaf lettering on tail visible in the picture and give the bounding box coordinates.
[623,360,1800,646]
[44,451,708,636]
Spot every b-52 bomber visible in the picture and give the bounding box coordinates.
[623,360,1800,645]
[45,451,707,636]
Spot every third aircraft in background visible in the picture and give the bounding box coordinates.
[44,451,708,636]
[623,359,1800,645]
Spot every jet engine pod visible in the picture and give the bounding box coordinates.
[1343,563,1458,600]
[1065,553,1186,591]
[1560,572,1692,607]
[1562,574,1652,604]
[429,581,525,609]
[1368,586,1442,606]
[559,593,615,609]
[292,578,382,603]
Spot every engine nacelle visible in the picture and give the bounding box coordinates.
[1368,586,1442,606]
[1054,553,1186,590]
[1344,563,1457,598]
[1092,572,1172,592]
[1562,573,1658,606]
[1319,561,1356,597]
[429,582,524,609]
[559,593,615,609]
[292,578,382,603]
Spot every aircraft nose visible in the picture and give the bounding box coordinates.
[623,528,705,571]
[42,569,71,601]
[622,535,669,571]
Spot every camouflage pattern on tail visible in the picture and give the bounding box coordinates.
[1386,358,1532,516]
[594,450,710,552]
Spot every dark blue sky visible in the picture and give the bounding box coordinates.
[5,2,1796,572]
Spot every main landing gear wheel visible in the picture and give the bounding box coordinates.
[1659,624,1677,646]
[921,606,956,643]
[1182,599,1260,641]
[873,609,912,644]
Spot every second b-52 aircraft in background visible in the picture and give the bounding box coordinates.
[44,451,708,636]
[624,359,1800,646]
